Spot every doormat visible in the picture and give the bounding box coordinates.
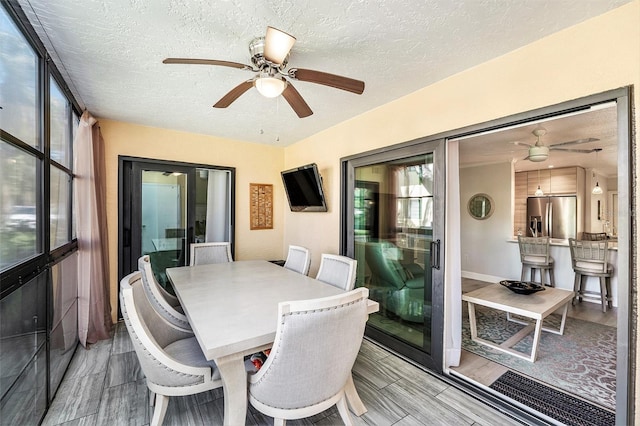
[490,370,615,426]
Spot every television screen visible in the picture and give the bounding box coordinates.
[281,163,328,212]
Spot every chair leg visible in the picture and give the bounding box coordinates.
[572,273,581,305]
[336,394,354,426]
[150,394,169,426]
[149,389,155,407]
[521,266,526,282]
[599,276,608,313]
[606,277,613,308]
[548,268,555,287]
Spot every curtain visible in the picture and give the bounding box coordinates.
[444,141,462,367]
[205,169,231,242]
[74,111,112,347]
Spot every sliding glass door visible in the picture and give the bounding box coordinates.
[342,139,445,371]
[118,158,234,300]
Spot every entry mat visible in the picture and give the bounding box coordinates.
[490,371,615,426]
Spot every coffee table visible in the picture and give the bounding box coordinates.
[462,284,574,362]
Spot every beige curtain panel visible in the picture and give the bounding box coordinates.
[74,111,112,346]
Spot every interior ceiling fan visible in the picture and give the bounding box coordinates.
[514,127,599,162]
[163,26,365,118]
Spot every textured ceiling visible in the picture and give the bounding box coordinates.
[18,0,630,148]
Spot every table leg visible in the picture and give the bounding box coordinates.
[215,353,248,426]
[344,373,367,416]
[467,302,478,340]
[529,319,544,362]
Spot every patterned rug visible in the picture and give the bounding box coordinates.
[462,304,616,410]
[491,371,615,426]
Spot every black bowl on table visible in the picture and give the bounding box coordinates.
[499,280,545,295]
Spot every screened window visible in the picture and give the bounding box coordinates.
[0,8,39,147]
[0,133,40,271]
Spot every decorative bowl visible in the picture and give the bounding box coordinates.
[499,280,545,295]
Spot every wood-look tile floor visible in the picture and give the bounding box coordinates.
[42,322,523,426]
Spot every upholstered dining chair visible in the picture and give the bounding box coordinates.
[315,254,357,291]
[189,242,233,266]
[248,288,370,426]
[569,238,613,313]
[517,236,555,287]
[283,245,311,275]
[138,255,191,332]
[120,271,252,426]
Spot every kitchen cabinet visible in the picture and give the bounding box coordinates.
[514,167,585,236]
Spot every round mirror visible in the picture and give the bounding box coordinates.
[468,193,494,220]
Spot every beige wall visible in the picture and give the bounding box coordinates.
[101,120,285,320]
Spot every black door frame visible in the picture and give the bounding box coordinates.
[117,156,235,316]
[341,137,446,372]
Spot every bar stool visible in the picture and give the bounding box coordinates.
[569,238,613,313]
[517,236,555,287]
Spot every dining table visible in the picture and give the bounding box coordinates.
[166,259,379,426]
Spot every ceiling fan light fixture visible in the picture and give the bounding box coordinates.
[528,145,549,162]
[264,26,296,64]
[255,75,286,98]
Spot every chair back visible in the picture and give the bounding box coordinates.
[138,256,191,331]
[283,245,311,275]
[364,242,408,289]
[315,254,357,291]
[190,242,233,266]
[249,288,369,410]
[583,232,607,241]
[119,272,209,389]
[568,238,610,274]
[517,236,551,264]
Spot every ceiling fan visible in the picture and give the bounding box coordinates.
[163,26,365,118]
[514,127,599,162]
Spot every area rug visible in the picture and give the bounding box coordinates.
[462,304,616,410]
[490,371,615,426]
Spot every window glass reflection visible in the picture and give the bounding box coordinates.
[50,166,70,248]
[0,8,38,148]
[0,271,47,399]
[0,142,39,271]
[50,78,71,167]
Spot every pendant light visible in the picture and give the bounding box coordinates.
[592,148,603,195]
[535,169,544,196]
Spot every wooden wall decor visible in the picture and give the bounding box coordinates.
[250,183,273,230]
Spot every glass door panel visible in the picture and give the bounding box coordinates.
[355,155,434,353]
[343,139,444,370]
[141,170,188,292]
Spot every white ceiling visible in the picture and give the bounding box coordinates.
[18,0,629,153]
[458,102,619,177]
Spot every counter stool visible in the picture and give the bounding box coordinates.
[569,238,613,313]
[517,236,555,287]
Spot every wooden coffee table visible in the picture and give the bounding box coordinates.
[462,284,574,362]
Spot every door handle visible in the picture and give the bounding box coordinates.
[430,239,441,270]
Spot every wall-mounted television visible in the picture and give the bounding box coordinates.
[281,163,328,212]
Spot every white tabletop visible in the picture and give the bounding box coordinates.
[462,283,574,320]
[167,260,353,360]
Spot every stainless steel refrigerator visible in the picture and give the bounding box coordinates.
[526,196,576,239]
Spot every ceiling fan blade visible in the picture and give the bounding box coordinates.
[282,83,313,118]
[548,137,599,148]
[512,141,533,148]
[163,58,252,70]
[213,80,254,108]
[550,147,596,154]
[289,68,365,94]
[264,26,296,64]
